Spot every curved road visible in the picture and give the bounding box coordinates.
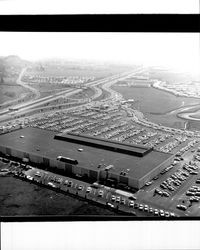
[0,67,144,124]
[153,80,200,122]
[0,68,41,109]
[16,68,41,100]
[178,111,200,122]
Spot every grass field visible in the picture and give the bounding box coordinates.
[187,120,200,131]
[0,176,117,216]
[0,85,30,105]
[26,83,72,99]
[70,87,95,99]
[112,85,200,129]
[27,82,71,91]
[112,86,200,114]
[145,113,187,129]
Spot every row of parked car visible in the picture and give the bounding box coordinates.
[129,200,176,217]
[142,132,171,149]
[110,193,176,217]
[185,184,200,203]
[155,188,170,197]
[176,139,199,157]
[177,183,200,211]
[158,168,192,196]
[160,136,184,153]
[182,162,199,175]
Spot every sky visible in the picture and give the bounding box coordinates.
[0,32,199,75]
[0,0,198,14]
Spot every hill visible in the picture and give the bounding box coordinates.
[0,55,30,82]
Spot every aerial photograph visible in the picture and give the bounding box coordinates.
[0,32,199,218]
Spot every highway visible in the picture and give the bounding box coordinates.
[0,67,144,123]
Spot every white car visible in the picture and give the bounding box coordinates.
[116,196,121,203]
[145,182,152,186]
[154,210,159,216]
[129,201,134,207]
[160,210,165,217]
[64,180,69,185]
[86,187,92,193]
[107,203,114,208]
[139,204,144,210]
[48,182,56,188]
[78,185,84,191]
[26,175,33,180]
[111,195,116,201]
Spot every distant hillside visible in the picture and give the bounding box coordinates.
[0,55,30,82]
[4,55,29,68]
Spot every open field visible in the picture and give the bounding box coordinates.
[0,176,117,216]
[191,113,200,119]
[0,85,30,105]
[112,85,200,129]
[25,83,72,99]
[66,87,95,99]
[27,82,72,92]
[112,86,199,114]
[187,121,200,131]
[146,113,187,129]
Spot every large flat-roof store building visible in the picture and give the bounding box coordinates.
[0,127,174,189]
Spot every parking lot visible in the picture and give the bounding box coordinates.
[1,83,200,217]
[136,143,200,216]
[1,91,200,165]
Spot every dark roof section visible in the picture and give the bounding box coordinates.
[54,133,153,157]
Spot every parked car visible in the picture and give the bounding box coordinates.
[176,204,187,211]
[86,187,92,193]
[129,201,134,207]
[47,182,56,188]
